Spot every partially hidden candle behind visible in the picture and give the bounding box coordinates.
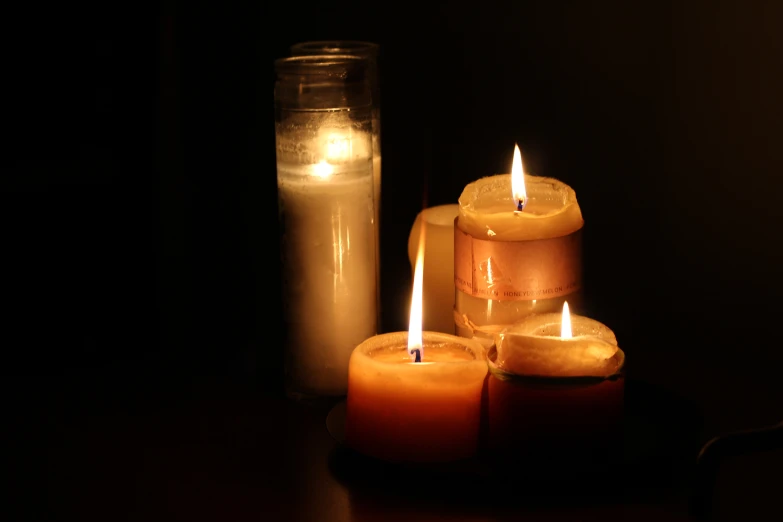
[454,144,584,340]
[274,55,378,400]
[407,204,460,334]
[345,219,487,463]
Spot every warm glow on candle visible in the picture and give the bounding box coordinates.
[561,301,573,339]
[324,130,352,162]
[511,143,527,211]
[408,217,426,362]
[313,160,333,178]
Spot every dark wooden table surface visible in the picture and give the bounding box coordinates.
[3,371,778,522]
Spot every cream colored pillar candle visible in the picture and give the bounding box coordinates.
[454,145,584,338]
[407,204,460,334]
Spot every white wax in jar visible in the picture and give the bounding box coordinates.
[277,158,378,396]
[373,155,382,321]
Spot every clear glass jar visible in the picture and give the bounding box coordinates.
[274,55,377,400]
[290,41,382,322]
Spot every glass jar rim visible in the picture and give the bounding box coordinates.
[274,54,368,72]
[291,40,379,54]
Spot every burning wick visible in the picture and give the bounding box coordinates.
[511,143,527,215]
[408,204,426,363]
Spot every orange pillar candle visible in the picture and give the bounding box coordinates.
[345,331,487,463]
[485,303,625,476]
[345,213,488,463]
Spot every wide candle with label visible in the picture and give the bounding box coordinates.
[454,144,584,339]
[345,222,487,463]
[485,303,625,476]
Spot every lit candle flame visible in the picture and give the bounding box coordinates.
[511,143,527,212]
[408,216,426,362]
[561,301,573,339]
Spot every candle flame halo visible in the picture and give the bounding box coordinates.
[561,301,573,339]
[313,160,334,178]
[511,144,527,212]
[408,216,425,362]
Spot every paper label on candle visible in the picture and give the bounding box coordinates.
[454,220,582,301]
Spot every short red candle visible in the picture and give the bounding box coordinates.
[484,309,625,475]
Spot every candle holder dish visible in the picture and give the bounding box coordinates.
[327,374,703,493]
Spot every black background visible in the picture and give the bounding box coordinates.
[4,0,782,443]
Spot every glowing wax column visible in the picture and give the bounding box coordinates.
[275,55,378,399]
[290,41,383,321]
[454,145,584,338]
[407,204,460,334]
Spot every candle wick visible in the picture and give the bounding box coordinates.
[516,198,526,212]
[411,348,422,363]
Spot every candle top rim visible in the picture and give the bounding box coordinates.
[459,173,579,215]
[457,174,583,240]
[352,331,487,363]
[488,343,626,380]
[418,204,460,227]
[502,312,618,345]
[367,343,478,364]
[492,332,624,378]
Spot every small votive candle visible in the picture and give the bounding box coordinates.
[345,331,487,463]
[485,306,625,477]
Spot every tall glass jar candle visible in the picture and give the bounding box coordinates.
[274,55,378,400]
[290,41,382,322]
